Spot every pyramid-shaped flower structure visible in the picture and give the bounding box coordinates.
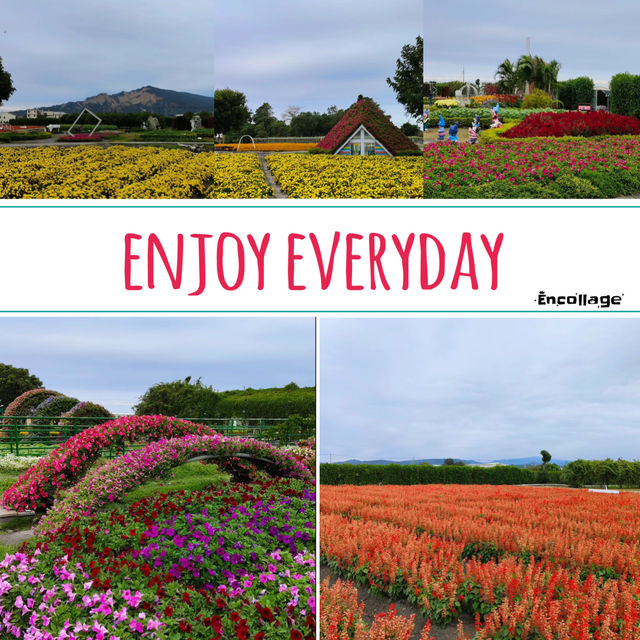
[317,97,417,155]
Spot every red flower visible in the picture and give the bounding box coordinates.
[164,606,173,617]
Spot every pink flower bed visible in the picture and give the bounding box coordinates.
[1,415,218,512]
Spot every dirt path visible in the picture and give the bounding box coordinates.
[257,153,288,199]
[320,565,475,640]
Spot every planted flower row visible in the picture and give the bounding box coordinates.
[424,136,640,198]
[1,415,219,512]
[36,433,314,535]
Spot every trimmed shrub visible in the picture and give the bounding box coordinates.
[558,77,594,110]
[60,401,114,427]
[522,89,553,109]
[32,396,80,426]
[2,389,61,423]
[610,73,640,118]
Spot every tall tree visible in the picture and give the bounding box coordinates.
[0,363,42,409]
[495,59,518,93]
[386,36,423,120]
[213,88,250,135]
[134,377,219,418]
[0,57,15,106]
[281,106,301,124]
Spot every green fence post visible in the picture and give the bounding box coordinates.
[259,419,264,440]
[14,418,19,457]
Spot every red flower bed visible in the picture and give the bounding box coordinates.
[58,133,103,141]
[501,111,640,138]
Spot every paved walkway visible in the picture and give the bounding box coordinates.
[257,152,288,199]
[0,507,34,519]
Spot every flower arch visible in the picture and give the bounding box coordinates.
[36,433,314,534]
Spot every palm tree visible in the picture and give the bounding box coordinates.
[544,59,561,96]
[516,55,536,94]
[494,59,518,93]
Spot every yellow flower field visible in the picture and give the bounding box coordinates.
[266,154,422,198]
[0,146,421,199]
[0,146,220,199]
[208,154,272,198]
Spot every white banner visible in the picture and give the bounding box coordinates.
[0,199,638,313]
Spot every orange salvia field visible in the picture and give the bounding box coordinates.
[321,484,640,639]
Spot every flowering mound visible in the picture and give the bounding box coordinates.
[2,389,61,422]
[59,400,113,426]
[1,415,218,511]
[501,111,640,138]
[32,395,79,423]
[36,433,314,534]
[0,478,315,639]
[316,97,416,155]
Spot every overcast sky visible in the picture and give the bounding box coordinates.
[426,0,640,85]
[0,317,314,414]
[0,0,214,111]
[215,0,421,126]
[320,319,640,463]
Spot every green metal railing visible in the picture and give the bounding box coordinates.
[0,415,307,457]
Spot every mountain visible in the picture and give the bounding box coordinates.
[15,86,213,117]
[340,458,479,466]
[336,457,571,467]
[492,457,570,467]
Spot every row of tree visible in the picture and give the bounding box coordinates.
[0,363,314,421]
[214,36,423,139]
[495,55,562,95]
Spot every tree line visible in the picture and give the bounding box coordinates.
[0,363,314,420]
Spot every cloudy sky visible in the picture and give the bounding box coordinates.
[426,0,640,85]
[320,319,640,463]
[215,0,421,125]
[0,0,214,111]
[0,317,314,414]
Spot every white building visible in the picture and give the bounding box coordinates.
[0,112,16,124]
[27,109,66,119]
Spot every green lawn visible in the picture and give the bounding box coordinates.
[116,461,230,505]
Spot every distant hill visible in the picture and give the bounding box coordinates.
[338,457,570,467]
[493,456,570,467]
[340,458,479,466]
[15,86,213,117]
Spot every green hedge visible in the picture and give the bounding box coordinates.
[610,73,640,119]
[320,463,562,485]
[563,458,640,487]
[214,385,315,418]
[557,77,594,110]
[0,131,52,143]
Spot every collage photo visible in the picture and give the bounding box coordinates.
[0,0,639,639]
